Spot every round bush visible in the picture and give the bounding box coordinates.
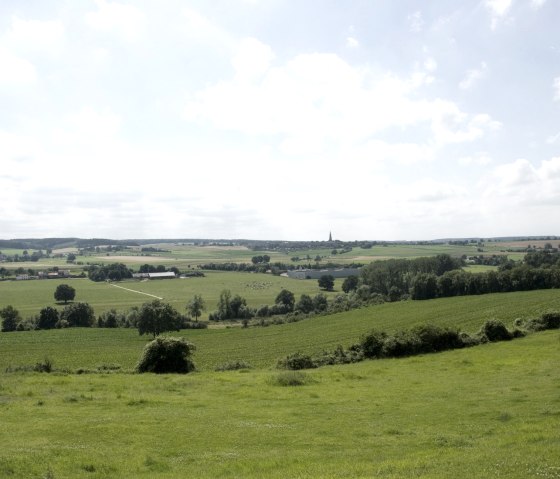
[136,337,196,374]
[277,352,316,370]
[479,319,512,342]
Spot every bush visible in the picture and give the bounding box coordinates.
[382,330,422,357]
[61,302,95,327]
[314,345,364,366]
[410,324,464,353]
[268,371,315,386]
[34,358,53,373]
[136,337,196,374]
[277,352,316,370]
[478,319,512,342]
[359,330,387,358]
[37,306,59,330]
[540,310,560,328]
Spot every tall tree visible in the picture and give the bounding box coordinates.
[54,284,76,304]
[186,295,205,321]
[137,300,181,338]
[318,275,335,291]
[0,305,20,332]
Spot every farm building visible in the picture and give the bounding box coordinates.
[38,270,71,279]
[133,272,176,280]
[287,268,361,280]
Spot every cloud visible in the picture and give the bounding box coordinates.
[184,46,500,151]
[486,0,513,29]
[0,46,36,85]
[2,16,65,57]
[554,76,560,101]
[482,157,560,203]
[458,152,492,166]
[232,37,274,81]
[530,0,546,8]
[86,0,146,41]
[346,37,359,48]
[546,131,560,144]
[408,11,424,33]
[459,62,487,90]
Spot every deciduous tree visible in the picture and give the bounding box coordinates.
[54,284,76,304]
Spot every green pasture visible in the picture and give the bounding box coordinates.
[1,241,527,276]
[0,273,342,318]
[1,289,559,372]
[0,330,558,478]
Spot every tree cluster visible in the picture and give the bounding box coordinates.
[86,263,133,281]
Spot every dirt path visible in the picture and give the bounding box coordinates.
[110,283,163,300]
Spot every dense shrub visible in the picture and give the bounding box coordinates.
[277,352,316,370]
[0,305,20,332]
[516,310,560,332]
[359,330,387,358]
[314,345,363,366]
[410,324,464,353]
[381,330,422,357]
[61,302,95,327]
[97,309,124,328]
[37,306,59,330]
[136,337,195,374]
[478,319,512,342]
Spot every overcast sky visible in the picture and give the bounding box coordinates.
[1,0,559,241]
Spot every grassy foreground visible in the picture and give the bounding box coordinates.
[0,330,558,478]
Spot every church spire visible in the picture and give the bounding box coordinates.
[328,231,332,242]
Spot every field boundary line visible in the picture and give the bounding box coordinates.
[109,283,163,300]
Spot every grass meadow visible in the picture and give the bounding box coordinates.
[1,289,560,371]
[0,273,343,319]
[0,330,558,478]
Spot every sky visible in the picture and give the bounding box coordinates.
[1,0,559,241]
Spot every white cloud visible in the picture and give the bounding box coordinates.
[346,37,359,48]
[459,62,487,90]
[86,0,146,41]
[486,0,513,29]
[546,131,560,144]
[181,7,233,48]
[458,152,492,166]
[482,157,560,204]
[553,76,560,101]
[232,37,274,82]
[0,46,36,85]
[2,16,65,56]
[424,57,438,72]
[530,0,546,8]
[408,11,424,33]
[184,47,499,152]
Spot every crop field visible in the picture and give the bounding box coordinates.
[0,330,558,478]
[1,289,560,372]
[1,241,521,273]
[0,273,343,319]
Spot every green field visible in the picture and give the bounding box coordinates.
[1,240,523,273]
[0,330,558,478]
[0,273,343,319]
[1,289,559,371]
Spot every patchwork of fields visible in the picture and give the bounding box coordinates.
[1,243,559,478]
